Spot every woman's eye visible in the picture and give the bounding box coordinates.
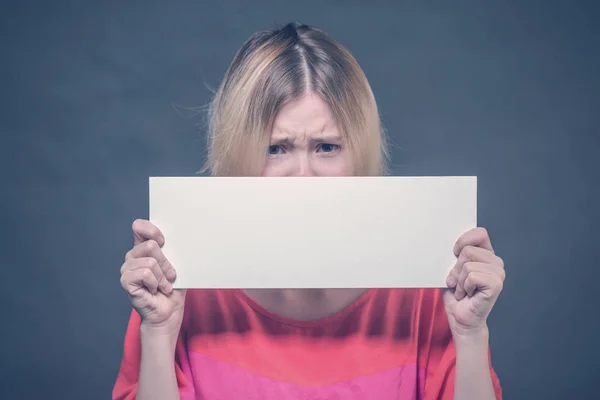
[317,143,340,153]
[268,145,285,156]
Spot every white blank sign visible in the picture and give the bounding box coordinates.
[149,176,477,289]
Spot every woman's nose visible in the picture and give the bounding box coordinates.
[291,154,315,177]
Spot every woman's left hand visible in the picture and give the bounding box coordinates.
[444,227,506,339]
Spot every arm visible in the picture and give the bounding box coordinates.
[112,310,194,400]
[443,227,506,399]
[115,220,192,400]
[453,327,497,400]
[136,326,180,400]
[421,303,502,400]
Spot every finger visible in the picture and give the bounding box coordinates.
[454,282,466,300]
[446,268,459,289]
[455,262,494,300]
[451,261,488,300]
[132,219,165,247]
[121,257,173,294]
[454,227,494,256]
[125,239,177,282]
[449,246,497,294]
[457,260,505,287]
[448,264,465,298]
[456,245,500,267]
[120,268,159,296]
[464,271,503,300]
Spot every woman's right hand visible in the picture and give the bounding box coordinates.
[120,219,186,335]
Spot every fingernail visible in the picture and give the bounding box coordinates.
[166,282,173,293]
[446,276,456,286]
[167,269,176,280]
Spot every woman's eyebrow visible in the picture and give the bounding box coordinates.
[310,134,342,144]
[269,135,294,146]
[269,132,342,145]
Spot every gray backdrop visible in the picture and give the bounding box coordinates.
[2,1,599,399]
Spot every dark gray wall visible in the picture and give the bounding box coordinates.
[2,1,598,399]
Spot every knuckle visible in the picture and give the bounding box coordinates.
[132,219,144,232]
[463,272,473,286]
[150,257,161,269]
[473,227,488,241]
[145,239,158,252]
[464,274,473,286]
[497,256,505,269]
[120,275,131,292]
[463,246,475,259]
[463,261,474,273]
[495,279,504,292]
[141,257,157,269]
[141,268,153,280]
[148,225,159,238]
[124,249,134,261]
[120,261,129,275]
[499,268,506,281]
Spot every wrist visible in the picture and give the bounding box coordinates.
[452,324,490,349]
[140,322,180,350]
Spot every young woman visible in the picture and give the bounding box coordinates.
[113,23,505,400]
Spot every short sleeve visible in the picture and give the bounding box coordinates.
[424,341,502,400]
[112,309,196,400]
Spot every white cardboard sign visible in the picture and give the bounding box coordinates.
[149,176,477,289]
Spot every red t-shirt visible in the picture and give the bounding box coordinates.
[113,288,502,399]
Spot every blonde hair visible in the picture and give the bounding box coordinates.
[203,22,388,176]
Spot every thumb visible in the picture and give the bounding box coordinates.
[442,288,457,307]
[171,288,187,302]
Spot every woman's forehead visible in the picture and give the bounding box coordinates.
[271,94,340,140]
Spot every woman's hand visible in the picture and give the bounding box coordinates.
[120,219,186,336]
[444,227,505,339]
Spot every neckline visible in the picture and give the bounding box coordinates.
[232,288,377,328]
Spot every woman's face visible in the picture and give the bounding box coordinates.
[261,93,353,177]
